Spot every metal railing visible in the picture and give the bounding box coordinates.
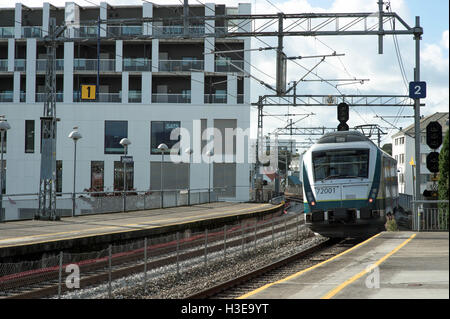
[0,27,14,38]
[107,25,142,36]
[14,59,26,71]
[123,58,151,71]
[413,200,449,231]
[73,92,122,103]
[215,60,244,73]
[128,91,142,103]
[36,59,64,71]
[74,59,116,72]
[71,26,99,38]
[0,60,8,72]
[0,92,13,103]
[159,60,204,72]
[0,187,232,222]
[36,92,64,103]
[21,26,42,38]
[151,93,191,103]
[204,94,227,104]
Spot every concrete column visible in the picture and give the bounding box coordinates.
[115,40,123,72]
[65,2,80,38]
[13,72,20,103]
[8,39,14,72]
[42,3,50,37]
[26,38,36,103]
[204,3,215,72]
[151,39,159,72]
[64,42,74,103]
[143,2,153,36]
[141,72,152,104]
[122,72,129,104]
[100,2,107,37]
[15,3,22,39]
[227,74,237,104]
[191,72,204,104]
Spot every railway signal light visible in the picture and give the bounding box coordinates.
[426,151,440,173]
[337,102,349,131]
[337,123,349,131]
[426,121,442,150]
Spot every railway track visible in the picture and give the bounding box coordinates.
[0,213,305,299]
[185,237,364,299]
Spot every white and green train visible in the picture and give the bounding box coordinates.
[302,131,399,238]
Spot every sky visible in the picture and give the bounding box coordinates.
[1,0,448,148]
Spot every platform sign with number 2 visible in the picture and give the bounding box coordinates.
[409,81,426,99]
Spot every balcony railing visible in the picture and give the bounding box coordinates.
[73,91,121,103]
[36,59,64,71]
[0,60,8,72]
[14,59,26,71]
[21,26,42,38]
[74,59,116,72]
[152,93,191,103]
[204,94,227,104]
[0,27,14,38]
[36,92,64,102]
[71,26,99,38]
[129,91,142,103]
[123,58,152,71]
[0,91,13,102]
[237,94,244,104]
[159,60,204,72]
[107,25,142,36]
[152,25,205,36]
[215,60,244,72]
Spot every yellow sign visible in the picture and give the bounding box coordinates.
[409,156,415,166]
[81,85,96,100]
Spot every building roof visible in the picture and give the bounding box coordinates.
[391,112,449,138]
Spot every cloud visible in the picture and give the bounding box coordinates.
[441,30,449,50]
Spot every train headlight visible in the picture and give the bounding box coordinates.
[311,201,316,206]
[369,198,373,203]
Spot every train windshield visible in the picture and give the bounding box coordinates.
[312,149,370,181]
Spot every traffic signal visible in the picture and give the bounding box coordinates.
[337,102,349,131]
[426,121,442,149]
[426,151,440,173]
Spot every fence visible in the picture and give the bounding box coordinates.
[0,212,306,299]
[412,200,449,231]
[0,187,230,222]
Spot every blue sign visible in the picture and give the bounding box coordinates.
[409,81,426,98]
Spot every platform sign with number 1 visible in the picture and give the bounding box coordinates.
[81,85,96,100]
[409,81,426,99]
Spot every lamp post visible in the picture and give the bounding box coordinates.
[68,126,82,217]
[158,143,168,208]
[120,138,131,212]
[0,116,11,222]
[185,147,193,205]
[206,149,214,203]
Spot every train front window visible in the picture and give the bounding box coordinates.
[312,149,369,181]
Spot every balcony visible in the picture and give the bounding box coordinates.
[36,92,64,102]
[153,25,205,36]
[204,94,227,104]
[0,91,13,102]
[215,60,244,73]
[159,60,204,72]
[73,91,121,103]
[36,59,65,72]
[22,26,42,38]
[71,26,99,38]
[123,58,151,72]
[0,60,8,72]
[107,25,142,36]
[129,91,142,103]
[0,27,14,38]
[14,59,26,71]
[74,59,116,72]
[152,93,190,103]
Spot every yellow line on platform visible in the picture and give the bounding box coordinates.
[321,233,416,299]
[237,232,382,299]
[0,203,278,248]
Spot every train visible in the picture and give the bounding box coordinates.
[302,130,399,238]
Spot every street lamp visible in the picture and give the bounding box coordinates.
[185,147,193,205]
[0,116,11,222]
[120,138,131,212]
[68,126,82,217]
[206,149,214,203]
[158,143,168,208]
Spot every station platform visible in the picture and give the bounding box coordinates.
[240,231,449,299]
[0,202,283,260]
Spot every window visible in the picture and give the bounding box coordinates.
[91,161,104,192]
[56,160,62,194]
[114,161,134,191]
[399,153,405,164]
[399,173,404,184]
[150,162,189,190]
[151,121,181,154]
[25,120,35,153]
[312,149,370,182]
[105,121,128,154]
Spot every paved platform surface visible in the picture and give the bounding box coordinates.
[0,202,281,258]
[241,231,449,299]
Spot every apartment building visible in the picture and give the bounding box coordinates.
[391,112,449,196]
[0,2,252,220]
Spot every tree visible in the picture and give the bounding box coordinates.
[438,129,449,228]
[382,143,392,155]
